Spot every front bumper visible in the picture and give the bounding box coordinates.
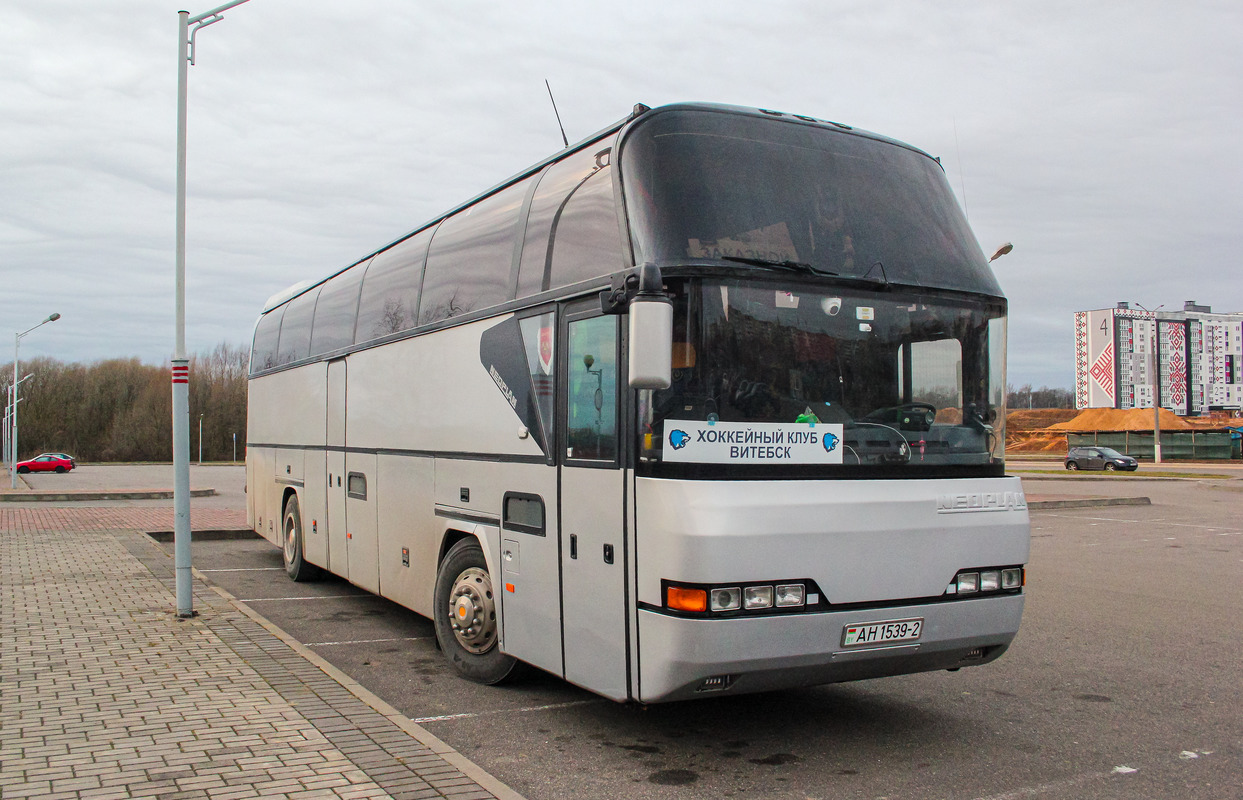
[636,594,1024,703]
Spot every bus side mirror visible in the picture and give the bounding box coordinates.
[629,296,672,389]
[602,264,672,389]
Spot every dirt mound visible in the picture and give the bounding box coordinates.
[1006,430,1069,453]
[1006,409,1080,430]
[1047,407,1194,432]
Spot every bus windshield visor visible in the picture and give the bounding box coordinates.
[638,279,1008,473]
[621,108,1002,297]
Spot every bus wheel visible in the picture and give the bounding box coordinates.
[282,494,321,582]
[434,538,522,685]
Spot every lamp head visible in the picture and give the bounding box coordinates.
[988,243,1014,262]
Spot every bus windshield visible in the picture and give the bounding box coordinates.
[639,278,1008,475]
[621,108,1001,297]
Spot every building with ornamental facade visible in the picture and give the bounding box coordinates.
[1074,301,1243,415]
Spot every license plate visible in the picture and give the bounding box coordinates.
[841,618,923,647]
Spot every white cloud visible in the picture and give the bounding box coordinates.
[1,0,1240,392]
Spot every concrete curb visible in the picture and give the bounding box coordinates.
[1027,496,1151,509]
[0,488,217,502]
[146,528,258,542]
[196,569,527,800]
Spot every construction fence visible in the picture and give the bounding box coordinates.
[1066,430,1239,460]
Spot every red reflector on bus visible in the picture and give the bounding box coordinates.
[505,583,515,593]
[667,586,708,613]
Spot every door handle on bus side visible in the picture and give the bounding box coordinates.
[570,533,578,560]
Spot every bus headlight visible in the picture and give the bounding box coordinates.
[710,587,741,611]
[743,586,773,609]
[774,584,805,607]
[949,566,1024,597]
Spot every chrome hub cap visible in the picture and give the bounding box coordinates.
[283,514,296,562]
[448,567,497,654]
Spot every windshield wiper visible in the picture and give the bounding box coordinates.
[720,256,835,276]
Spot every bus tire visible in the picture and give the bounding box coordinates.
[434,538,523,685]
[282,494,322,582]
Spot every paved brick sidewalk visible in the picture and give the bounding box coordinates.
[1,509,519,800]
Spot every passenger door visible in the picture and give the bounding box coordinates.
[558,306,629,701]
[495,310,564,677]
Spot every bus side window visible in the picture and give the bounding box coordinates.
[276,289,318,366]
[565,316,619,462]
[517,143,619,299]
[251,306,284,373]
[420,180,529,326]
[309,260,368,356]
[355,228,434,344]
[547,162,625,290]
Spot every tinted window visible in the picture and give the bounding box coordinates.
[251,307,284,373]
[517,143,616,298]
[309,262,367,355]
[566,315,618,462]
[355,229,434,344]
[276,289,318,365]
[548,163,625,288]
[621,109,1001,297]
[419,180,528,325]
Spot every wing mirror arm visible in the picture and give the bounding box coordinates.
[600,264,672,390]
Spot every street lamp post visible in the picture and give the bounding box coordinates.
[173,0,250,617]
[5,374,33,471]
[198,413,204,465]
[1134,303,1165,464]
[12,315,60,489]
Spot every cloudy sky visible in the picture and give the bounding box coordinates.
[3,0,1240,390]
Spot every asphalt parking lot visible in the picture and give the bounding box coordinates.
[140,468,1243,800]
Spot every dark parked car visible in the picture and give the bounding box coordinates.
[1065,446,1139,471]
[15,454,76,474]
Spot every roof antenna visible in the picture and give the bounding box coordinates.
[545,79,569,149]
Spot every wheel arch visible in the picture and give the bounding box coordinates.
[439,528,476,568]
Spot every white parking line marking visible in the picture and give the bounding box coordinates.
[412,699,602,724]
[971,768,1127,800]
[199,567,285,572]
[306,637,429,647]
[236,595,363,602]
[1043,514,1243,536]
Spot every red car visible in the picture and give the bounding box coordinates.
[15,454,75,474]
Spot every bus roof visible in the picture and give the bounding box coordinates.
[262,102,944,314]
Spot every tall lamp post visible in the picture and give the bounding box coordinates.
[1134,302,1165,464]
[174,0,250,617]
[5,373,34,472]
[12,314,61,489]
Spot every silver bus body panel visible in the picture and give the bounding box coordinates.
[634,476,1030,606]
[637,594,1024,703]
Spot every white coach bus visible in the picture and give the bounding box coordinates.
[246,102,1029,703]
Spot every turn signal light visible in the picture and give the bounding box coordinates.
[666,586,708,613]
